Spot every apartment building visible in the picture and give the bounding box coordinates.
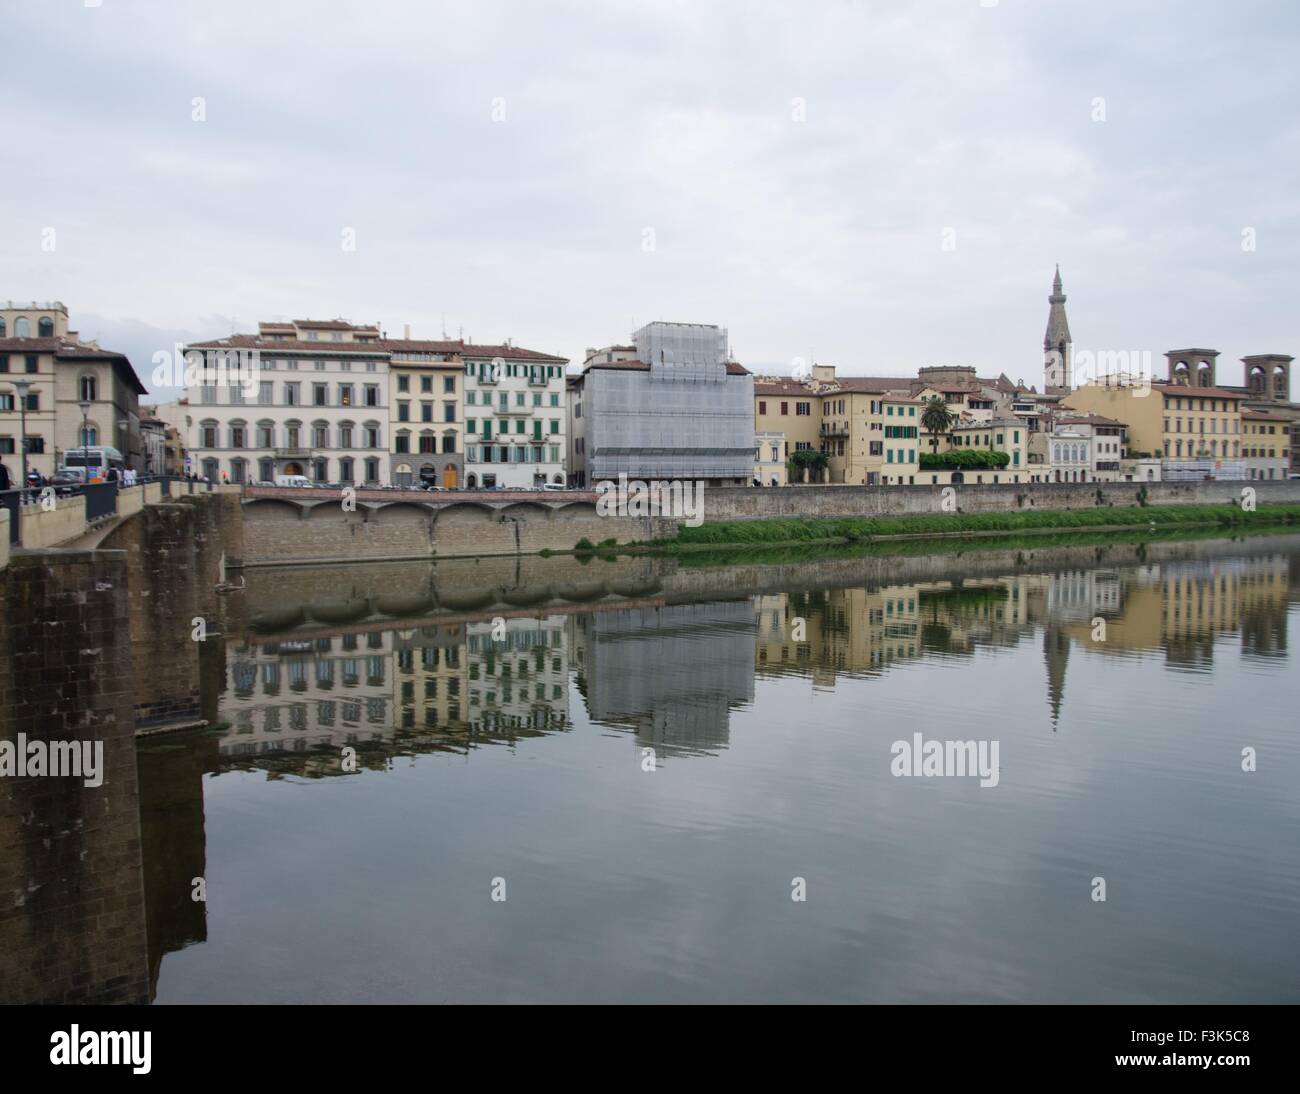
[920,418,1029,484]
[1063,376,1246,480]
[0,301,145,478]
[1241,409,1290,481]
[186,319,389,484]
[384,336,463,488]
[1047,415,1125,483]
[570,322,753,488]
[754,377,820,481]
[462,342,568,489]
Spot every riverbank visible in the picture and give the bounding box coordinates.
[655,502,1300,552]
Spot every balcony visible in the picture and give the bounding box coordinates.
[820,422,849,437]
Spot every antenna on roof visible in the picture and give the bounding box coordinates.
[441,313,448,340]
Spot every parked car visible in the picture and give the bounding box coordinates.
[274,475,313,488]
[540,482,567,492]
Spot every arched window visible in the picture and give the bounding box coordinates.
[256,420,275,448]
[0,317,5,336]
[229,420,247,448]
[79,424,99,447]
[466,472,478,489]
[37,317,53,337]
[229,458,248,485]
[80,375,97,401]
[13,317,30,337]
[312,420,329,448]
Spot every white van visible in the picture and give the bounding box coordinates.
[274,475,313,488]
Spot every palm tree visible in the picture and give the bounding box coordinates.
[920,396,955,455]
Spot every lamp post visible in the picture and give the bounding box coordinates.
[78,399,91,483]
[14,379,31,489]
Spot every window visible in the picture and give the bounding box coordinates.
[257,423,274,447]
[444,376,455,394]
[418,433,436,454]
[421,403,433,423]
[259,381,274,405]
[338,384,353,406]
[364,384,380,407]
[13,317,30,337]
[80,375,97,401]
[201,422,218,448]
[230,424,246,448]
[365,457,379,482]
[284,383,300,406]
[442,433,456,453]
[396,432,410,454]
[444,402,455,422]
[339,457,354,481]
[365,425,380,448]
[398,402,410,422]
[421,376,433,393]
[338,424,353,448]
[24,355,37,374]
[313,424,329,448]
[397,374,410,393]
[314,383,328,406]
[759,401,767,415]
[80,425,99,447]
[780,401,788,415]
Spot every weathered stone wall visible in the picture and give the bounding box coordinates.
[0,550,150,1005]
[696,478,1300,521]
[241,497,648,565]
[91,493,242,729]
[17,494,88,548]
[236,479,1300,565]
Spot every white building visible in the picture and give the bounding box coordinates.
[186,319,389,484]
[462,342,568,489]
[1049,414,1124,483]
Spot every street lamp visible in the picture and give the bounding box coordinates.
[14,380,31,489]
[78,399,91,483]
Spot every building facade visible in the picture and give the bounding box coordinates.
[462,343,568,489]
[384,338,463,488]
[1048,415,1124,483]
[186,319,390,484]
[0,301,145,479]
[572,322,753,488]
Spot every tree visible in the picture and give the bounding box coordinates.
[920,396,955,454]
[788,448,829,484]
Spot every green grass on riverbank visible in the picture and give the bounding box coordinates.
[672,522,1300,569]
[665,502,1300,549]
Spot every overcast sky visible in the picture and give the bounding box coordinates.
[3,0,1297,402]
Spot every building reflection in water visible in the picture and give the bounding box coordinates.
[3,540,1297,1003]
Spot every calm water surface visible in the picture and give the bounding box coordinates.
[119,535,1300,1000]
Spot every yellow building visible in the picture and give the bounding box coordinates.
[383,337,464,488]
[917,418,1028,485]
[1063,380,1246,479]
[754,379,822,480]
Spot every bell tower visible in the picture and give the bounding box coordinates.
[1043,266,1072,393]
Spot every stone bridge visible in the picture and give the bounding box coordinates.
[241,485,661,565]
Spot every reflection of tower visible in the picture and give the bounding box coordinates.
[1043,266,1073,393]
[1043,622,1069,728]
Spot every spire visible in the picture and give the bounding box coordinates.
[1043,265,1072,392]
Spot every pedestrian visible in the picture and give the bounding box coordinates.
[0,456,10,493]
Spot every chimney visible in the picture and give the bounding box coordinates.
[404,324,411,340]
